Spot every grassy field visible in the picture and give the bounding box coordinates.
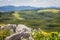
[0,9,60,40]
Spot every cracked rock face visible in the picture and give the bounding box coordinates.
[5,32,33,40]
[5,24,34,40]
[6,24,17,33]
[16,24,31,33]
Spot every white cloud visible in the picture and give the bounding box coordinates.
[33,0,37,2]
[0,0,60,7]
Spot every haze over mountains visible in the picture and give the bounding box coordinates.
[0,5,38,12]
[0,5,60,12]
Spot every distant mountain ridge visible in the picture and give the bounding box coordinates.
[0,5,38,12]
[0,5,60,12]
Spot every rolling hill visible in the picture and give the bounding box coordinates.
[0,8,60,31]
[0,9,60,21]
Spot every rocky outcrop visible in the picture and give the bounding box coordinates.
[16,24,31,33]
[6,24,17,33]
[5,32,33,40]
[5,24,34,40]
[0,26,5,30]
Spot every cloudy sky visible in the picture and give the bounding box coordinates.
[0,0,60,7]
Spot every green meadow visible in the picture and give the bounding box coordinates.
[0,9,60,40]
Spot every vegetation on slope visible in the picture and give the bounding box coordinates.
[0,9,60,40]
[0,9,60,31]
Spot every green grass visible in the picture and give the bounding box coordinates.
[0,9,60,31]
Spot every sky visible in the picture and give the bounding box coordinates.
[0,0,60,7]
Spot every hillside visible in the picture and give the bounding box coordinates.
[0,9,60,32]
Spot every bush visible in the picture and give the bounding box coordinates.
[0,29,11,40]
[31,31,60,40]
